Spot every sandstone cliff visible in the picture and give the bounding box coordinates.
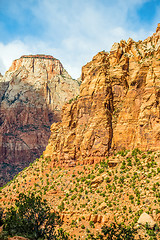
[0,55,79,186]
[44,24,160,165]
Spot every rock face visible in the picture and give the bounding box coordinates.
[44,24,160,165]
[44,52,113,165]
[0,55,79,186]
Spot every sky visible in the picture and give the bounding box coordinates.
[0,0,160,79]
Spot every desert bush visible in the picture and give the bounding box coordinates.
[87,222,137,239]
[2,192,68,240]
[0,208,3,226]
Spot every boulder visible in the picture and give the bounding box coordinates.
[97,215,103,223]
[97,202,107,210]
[90,214,98,223]
[101,214,111,225]
[91,173,108,186]
[138,212,156,228]
[85,214,91,221]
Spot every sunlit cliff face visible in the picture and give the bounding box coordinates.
[44,24,160,166]
[0,54,79,186]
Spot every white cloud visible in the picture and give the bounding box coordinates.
[0,41,30,74]
[0,0,159,78]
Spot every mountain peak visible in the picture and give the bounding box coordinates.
[156,23,160,32]
[20,54,57,61]
[0,54,80,186]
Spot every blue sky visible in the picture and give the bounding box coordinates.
[0,0,160,78]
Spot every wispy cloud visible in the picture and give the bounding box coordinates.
[0,41,30,70]
[0,0,159,78]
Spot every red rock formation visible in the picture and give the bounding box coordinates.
[0,55,79,186]
[44,24,160,165]
[44,52,113,166]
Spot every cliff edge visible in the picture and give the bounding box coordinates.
[44,24,160,165]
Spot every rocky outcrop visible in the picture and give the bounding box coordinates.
[0,55,79,186]
[44,24,160,165]
[61,212,113,225]
[44,52,113,165]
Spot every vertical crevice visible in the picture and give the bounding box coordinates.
[33,59,34,73]
[108,86,114,154]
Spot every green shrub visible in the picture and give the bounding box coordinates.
[120,150,129,156]
[86,223,137,239]
[129,195,134,200]
[89,221,95,228]
[71,195,77,200]
[58,201,65,212]
[120,160,126,169]
[2,193,68,240]
[132,148,141,157]
[101,223,137,239]
[81,224,85,229]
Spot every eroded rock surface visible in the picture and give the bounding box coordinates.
[44,24,160,165]
[0,55,79,186]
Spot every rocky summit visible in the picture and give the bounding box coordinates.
[44,24,160,166]
[0,55,79,186]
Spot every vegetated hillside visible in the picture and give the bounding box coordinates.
[0,55,80,186]
[0,149,159,239]
[44,24,160,167]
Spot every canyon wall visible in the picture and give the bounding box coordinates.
[0,55,79,185]
[44,24,160,165]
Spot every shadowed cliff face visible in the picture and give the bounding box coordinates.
[0,55,79,186]
[44,25,160,166]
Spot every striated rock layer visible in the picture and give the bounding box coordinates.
[0,55,79,185]
[44,24,160,165]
